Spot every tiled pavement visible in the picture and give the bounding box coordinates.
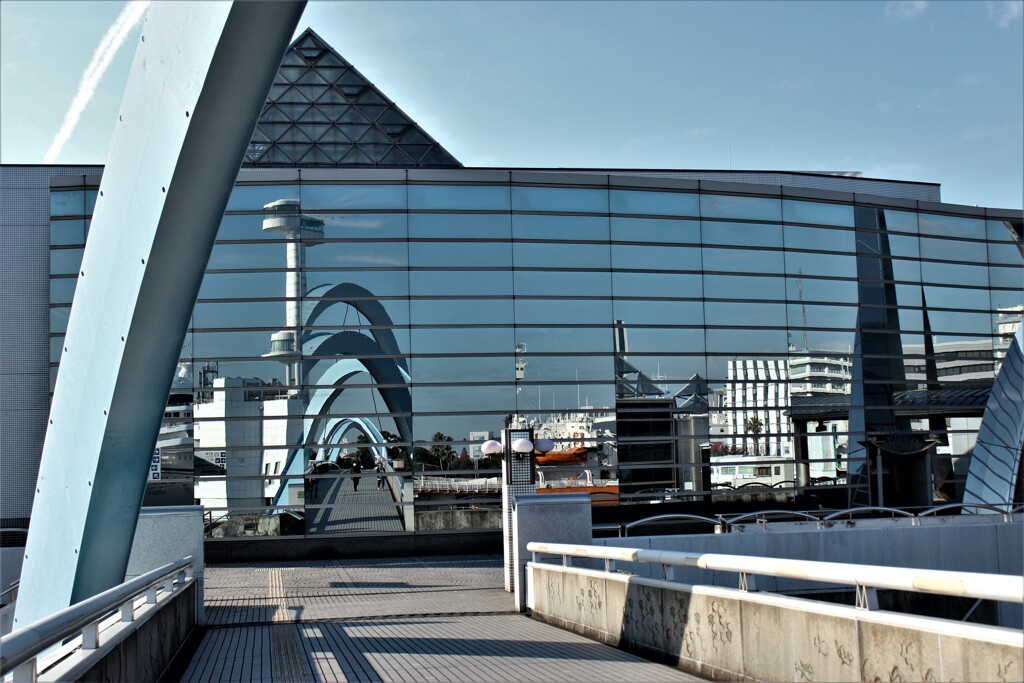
[184,555,704,682]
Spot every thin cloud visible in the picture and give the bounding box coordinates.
[986,1,1023,28]
[43,1,149,164]
[884,1,928,22]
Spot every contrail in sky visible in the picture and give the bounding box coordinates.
[43,1,150,164]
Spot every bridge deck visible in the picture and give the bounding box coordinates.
[184,555,703,682]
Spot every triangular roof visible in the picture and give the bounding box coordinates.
[244,28,460,167]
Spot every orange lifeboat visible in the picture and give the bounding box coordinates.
[535,447,588,466]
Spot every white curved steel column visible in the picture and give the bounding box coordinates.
[16,1,306,628]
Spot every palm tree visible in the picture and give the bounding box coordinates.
[746,416,763,455]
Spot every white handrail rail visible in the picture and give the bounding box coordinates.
[527,542,1024,606]
[0,556,194,677]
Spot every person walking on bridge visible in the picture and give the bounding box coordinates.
[350,459,362,491]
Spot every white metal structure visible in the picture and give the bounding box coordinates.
[15,1,305,628]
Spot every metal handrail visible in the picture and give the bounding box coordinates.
[0,580,19,602]
[820,506,916,521]
[527,542,1024,606]
[722,510,822,526]
[917,503,1016,521]
[622,514,721,537]
[0,556,194,676]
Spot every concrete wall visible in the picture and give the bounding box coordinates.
[415,508,502,531]
[528,564,1024,683]
[596,514,1023,627]
[76,582,196,683]
[127,506,205,624]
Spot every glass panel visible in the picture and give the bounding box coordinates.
[192,301,287,329]
[987,240,1024,267]
[614,327,706,354]
[50,277,77,304]
[226,184,300,211]
[198,360,288,385]
[612,244,700,271]
[514,242,610,269]
[50,219,86,246]
[701,247,784,274]
[989,264,1024,289]
[84,190,98,216]
[920,262,989,287]
[410,269,511,296]
[514,354,614,382]
[706,328,789,354]
[50,307,70,334]
[890,257,922,283]
[301,183,406,210]
[408,184,510,211]
[307,241,407,269]
[208,243,286,270]
[782,199,854,227]
[50,335,65,364]
[412,356,512,383]
[612,299,704,325]
[611,217,700,244]
[702,221,783,248]
[610,189,699,217]
[882,209,918,234]
[303,297,411,329]
[787,304,857,329]
[886,234,921,259]
[613,271,703,298]
[50,190,84,217]
[785,251,857,279]
[783,225,855,252]
[513,270,610,297]
[707,274,786,301]
[700,194,781,222]
[192,330,279,358]
[305,270,410,298]
[514,298,613,325]
[412,327,513,355]
[409,213,511,239]
[215,214,287,241]
[706,302,787,327]
[50,248,83,275]
[312,213,407,239]
[512,214,608,241]
[410,298,514,325]
[787,276,857,304]
[920,236,987,263]
[917,213,985,240]
[514,326,610,353]
[410,241,510,268]
[511,186,608,213]
[412,385,516,420]
[198,271,284,299]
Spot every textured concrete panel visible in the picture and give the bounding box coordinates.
[528,564,1023,683]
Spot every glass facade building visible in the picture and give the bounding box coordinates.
[46,168,1024,535]
[9,28,1023,542]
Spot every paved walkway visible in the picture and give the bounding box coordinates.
[184,555,703,682]
[305,475,405,535]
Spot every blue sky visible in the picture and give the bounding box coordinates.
[2,0,1022,209]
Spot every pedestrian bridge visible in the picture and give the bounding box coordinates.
[3,555,703,682]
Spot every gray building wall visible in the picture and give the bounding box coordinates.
[0,165,101,527]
